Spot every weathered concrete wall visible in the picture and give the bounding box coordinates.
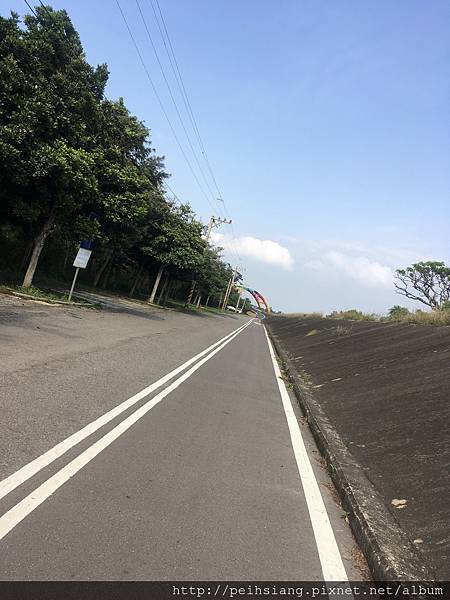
[266,315,450,581]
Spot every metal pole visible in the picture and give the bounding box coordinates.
[68,267,80,302]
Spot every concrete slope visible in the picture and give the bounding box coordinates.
[266,315,450,581]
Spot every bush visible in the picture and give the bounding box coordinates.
[388,305,410,319]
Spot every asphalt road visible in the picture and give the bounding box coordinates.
[0,295,364,580]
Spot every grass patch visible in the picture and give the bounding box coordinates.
[1,284,88,305]
[327,309,379,321]
[387,309,450,326]
[284,312,323,318]
[335,324,353,336]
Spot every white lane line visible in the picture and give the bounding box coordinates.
[263,326,348,582]
[0,320,253,541]
[0,320,250,502]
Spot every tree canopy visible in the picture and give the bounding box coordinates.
[394,261,450,310]
[0,5,237,310]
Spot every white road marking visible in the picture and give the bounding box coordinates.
[263,326,348,582]
[0,320,250,502]
[0,320,253,541]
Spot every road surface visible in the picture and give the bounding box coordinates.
[0,295,364,580]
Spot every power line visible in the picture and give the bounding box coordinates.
[149,0,224,217]
[135,0,219,212]
[23,0,38,17]
[150,0,243,264]
[114,0,219,216]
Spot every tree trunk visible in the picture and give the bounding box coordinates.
[205,295,210,307]
[20,241,33,272]
[196,295,201,308]
[129,265,143,297]
[163,280,173,306]
[149,265,164,304]
[157,273,169,305]
[101,257,114,289]
[93,250,112,287]
[22,214,55,288]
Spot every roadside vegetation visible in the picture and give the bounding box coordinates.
[326,308,450,326]
[0,284,90,305]
[280,261,450,327]
[0,6,251,313]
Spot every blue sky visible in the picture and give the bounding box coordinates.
[4,1,449,312]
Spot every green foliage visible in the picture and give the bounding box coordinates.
[0,5,234,305]
[388,305,410,319]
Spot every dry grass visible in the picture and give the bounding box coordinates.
[281,308,450,327]
[284,312,323,318]
[335,324,353,336]
[389,310,450,326]
[327,309,379,321]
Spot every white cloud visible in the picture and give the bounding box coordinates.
[211,233,294,271]
[282,235,430,289]
[323,251,393,288]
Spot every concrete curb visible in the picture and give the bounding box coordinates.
[266,326,436,584]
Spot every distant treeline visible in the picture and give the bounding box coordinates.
[0,5,244,309]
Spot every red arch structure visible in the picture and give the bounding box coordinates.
[243,287,270,314]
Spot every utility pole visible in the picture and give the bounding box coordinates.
[235,290,242,312]
[205,215,232,242]
[222,266,238,311]
[186,214,232,307]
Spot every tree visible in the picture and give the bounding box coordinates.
[142,204,206,303]
[394,261,450,310]
[194,247,233,304]
[89,99,168,287]
[0,6,108,286]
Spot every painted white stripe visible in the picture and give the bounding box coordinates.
[0,320,253,541]
[263,326,348,582]
[0,320,250,502]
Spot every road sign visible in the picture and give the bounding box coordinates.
[73,248,92,269]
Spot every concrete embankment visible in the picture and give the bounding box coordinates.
[266,315,450,582]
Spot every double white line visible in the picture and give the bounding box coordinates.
[0,319,253,541]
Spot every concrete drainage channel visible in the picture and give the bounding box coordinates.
[266,327,436,585]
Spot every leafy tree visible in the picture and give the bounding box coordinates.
[89,99,167,286]
[0,6,108,286]
[194,247,234,304]
[394,261,450,310]
[142,204,206,303]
